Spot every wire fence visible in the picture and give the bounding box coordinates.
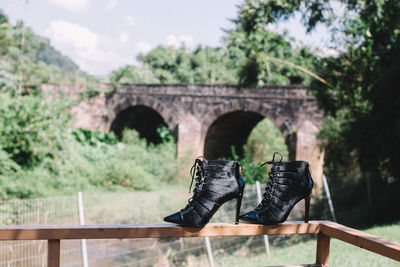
[0,184,305,266]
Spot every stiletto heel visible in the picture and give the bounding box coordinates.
[235,189,244,224]
[304,195,310,223]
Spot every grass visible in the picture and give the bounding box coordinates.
[207,221,400,267]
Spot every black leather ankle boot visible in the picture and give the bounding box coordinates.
[164,157,245,226]
[239,152,314,224]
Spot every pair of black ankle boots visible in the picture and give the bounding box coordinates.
[164,152,314,226]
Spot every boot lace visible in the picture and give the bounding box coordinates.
[185,156,206,207]
[256,152,283,210]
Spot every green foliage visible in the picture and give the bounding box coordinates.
[109,64,159,83]
[0,9,181,199]
[78,86,105,99]
[234,0,400,224]
[0,92,69,167]
[36,43,82,75]
[66,129,178,192]
[0,149,20,176]
[229,119,289,184]
[0,9,91,93]
[111,39,314,86]
[235,0,400,176]
[309,0,400,187]
[0,60,18,92]
[110,45,238,84]
[157,124,174,143]
[231,146,265,184]
[72,128,118,146]
[225,27,317,86]
[246,119,288,164]
[0,89,179,200]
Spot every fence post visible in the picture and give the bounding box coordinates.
[322,174,337,222]
[204,237,215,267]
[256,181,271,255]
[316,232,330,266]
[48,239,61,267]
[77,192,89,267]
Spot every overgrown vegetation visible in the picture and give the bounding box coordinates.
[0,10,180,200]
[0,91,178,200]
[109,39,316,86]
[231,119,289,184]
[231,0,400,227]
[0,10,91,93]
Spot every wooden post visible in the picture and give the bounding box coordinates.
[48,239,60,267]
[316,232,330,266]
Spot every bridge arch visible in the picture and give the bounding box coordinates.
[201,99,289,138]
[203,110,263,159]
[110,97,177,144]
[112,96,178,130]
[201,99,293,159]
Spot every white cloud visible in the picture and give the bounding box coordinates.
[44,20,125,75]
[124,15,136,27]
[47,0,89,13]
[105,0,118,10]
[137,42,153,54]
[45,20,98,50]
[119,32,130,45]
[165,34,194,48]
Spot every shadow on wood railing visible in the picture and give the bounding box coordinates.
[0,220,399,267]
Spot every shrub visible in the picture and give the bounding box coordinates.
[0,91,179,200]
[0,92,69,167]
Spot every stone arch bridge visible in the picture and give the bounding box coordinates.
[42,84,324,189]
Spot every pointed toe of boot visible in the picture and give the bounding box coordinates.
[164,211,183,224]
[239,210,260,224]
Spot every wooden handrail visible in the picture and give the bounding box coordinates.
[320,221,400,262]
[0,221,320,240]
[0,220,398,267]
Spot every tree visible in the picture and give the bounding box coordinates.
[116,45,238,84]
[234,0,400,176]
[224,27,316,86]
[224,0,322,87]
[0,10,91,93]
[234,0,400,225]
[109,64,159,83]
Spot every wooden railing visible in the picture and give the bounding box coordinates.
[0,220,399,267]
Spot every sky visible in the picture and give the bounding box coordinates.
[1,0,332,76]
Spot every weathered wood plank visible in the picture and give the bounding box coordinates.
[316,232,330,265]
[0,221,320,240]
[1,220,399,265]
[48,239,60,267]
[320,221,400,262]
